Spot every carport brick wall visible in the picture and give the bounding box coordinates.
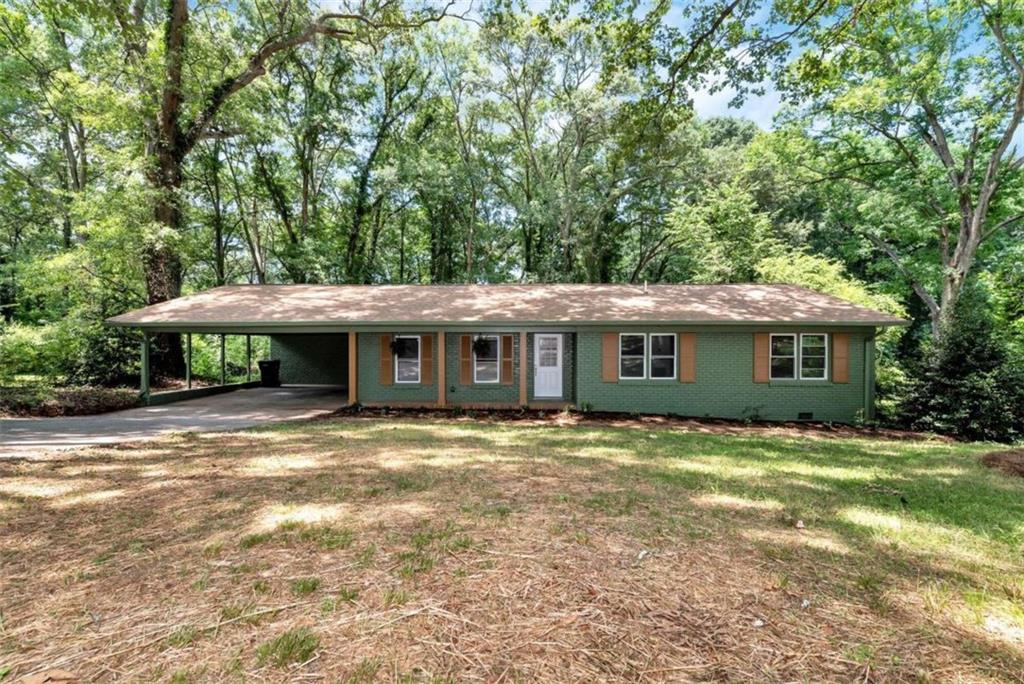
[269,334,347,386]
[575,330,868,422]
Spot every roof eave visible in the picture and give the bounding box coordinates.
[105,318,908,330]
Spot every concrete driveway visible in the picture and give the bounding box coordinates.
[0,386,345,459]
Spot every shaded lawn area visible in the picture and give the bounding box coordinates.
[1,418,1023,682]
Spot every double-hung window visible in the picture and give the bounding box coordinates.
[619,334,646,379]
[799,334,828,380]
[649,334,676,379]
[619,333,677,380]
[769,333,829,381]
[394,335,421,383]
[473,335,499,383]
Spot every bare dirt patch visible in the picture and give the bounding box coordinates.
[982,449,1024,477]
[0,418,1019,682]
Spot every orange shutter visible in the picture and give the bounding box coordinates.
[379,334,393,386]
[500,335,514,384]
[753,333,770,383]
[602,333,618,383]
[678,333,696,383]
[421,334,434,386]
[832,332,849,384]
[459,335,471,385]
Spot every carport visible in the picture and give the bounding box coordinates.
[106,287,357,406]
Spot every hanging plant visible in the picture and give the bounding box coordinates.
[471,335,493,357]
[390,337,415,357]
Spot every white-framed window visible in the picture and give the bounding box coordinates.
[799,333,828,380]
[393,335,421,383]
[473,335,500,383]
[769,333,797,380]
[649,334,677,379]
[769,333,830,381]
[619,333,647,379]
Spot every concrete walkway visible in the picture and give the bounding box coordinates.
[0,386,346,459]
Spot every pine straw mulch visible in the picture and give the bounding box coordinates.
[0,421,1019,682]
[981,449,1024,478]
[339,405,951,443]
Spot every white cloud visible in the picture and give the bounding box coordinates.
[690,81,783,130]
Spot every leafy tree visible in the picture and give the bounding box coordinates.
[774,0,1024,342]
[899,286,1024,442]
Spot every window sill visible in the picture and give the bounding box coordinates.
[769,379,833,387]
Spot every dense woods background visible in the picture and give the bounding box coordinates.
[1,0,1022,439]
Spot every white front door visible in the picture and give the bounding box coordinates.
[534,334,563,398]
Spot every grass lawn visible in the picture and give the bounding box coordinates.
[1,416,1023,682]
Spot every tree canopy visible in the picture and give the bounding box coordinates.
[1,0,1021,439]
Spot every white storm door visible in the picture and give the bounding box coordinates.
[534,334,563,398]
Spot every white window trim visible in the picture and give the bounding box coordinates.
[473,334,500,384]
[799,333,829,381]
[394,334,421,384]
[769,333,797,380]
[648,333,677,380]
[618,332,648,380]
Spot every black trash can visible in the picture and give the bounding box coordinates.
[257,359,281,387]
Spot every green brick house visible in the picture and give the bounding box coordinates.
[108,283,905,422]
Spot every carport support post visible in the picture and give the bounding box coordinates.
[220,334,226,385]
[246,335,252,381]
[348,331,357,405]
[437,331,446,407]
[186,334,192,389]
[140,332,151,404]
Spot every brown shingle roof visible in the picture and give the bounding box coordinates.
[106,284,906,329]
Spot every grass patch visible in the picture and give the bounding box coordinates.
[299,525,354,550]
[165,626,199,648]
[321,586,359,613]
[345,656,383,683]
[255,627,319,667]
[290,577,321,596]
[382,587,410,607]
[239,532,273,549]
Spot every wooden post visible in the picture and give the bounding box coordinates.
[220,334,226,385]
[519,331,528,406]
[140,332,151,403]
[348,331,357,405]
[246,335,252,382]
[437,331,446,407]
[186,333,192,389]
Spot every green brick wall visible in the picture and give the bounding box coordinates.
[357,332,438,404]
[525,333,575,403]
[269,334,347,385]
[575,329,869,422]
[444,332,521,405]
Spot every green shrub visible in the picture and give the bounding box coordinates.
[899,293,1024,442]
[0,322,63,383]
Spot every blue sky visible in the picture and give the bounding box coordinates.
[692,82,783,129]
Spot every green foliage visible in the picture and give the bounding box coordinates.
[0,323,59,383]
[255,627,319,667]
[668,181,779,283]
[899,291,1024,443]
[754,251,905,320]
